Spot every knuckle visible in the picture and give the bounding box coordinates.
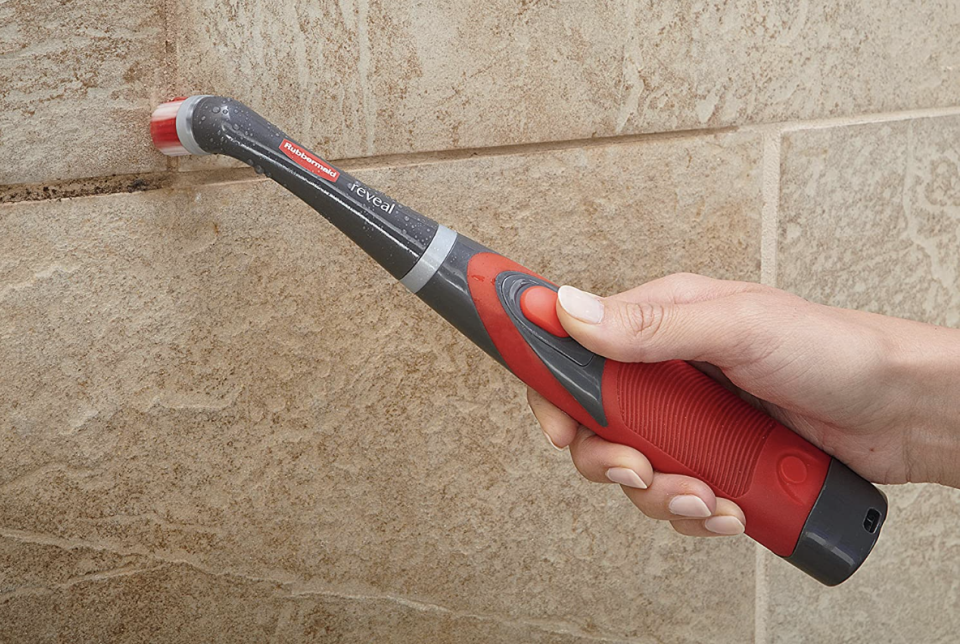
[568,426,595,455]
[666,273,705,301]
[670,521,702,537]
[570,457,592,480]
[570,456,602,484]
[625,494,663,521]
[619,301,668,342]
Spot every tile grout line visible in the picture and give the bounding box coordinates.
[355,0,377,156]
[758,124,782,288]
[736,102,960,644]
[161,0,181,173]
[4,105,960,204]
[755,546,769,644]
[0,126,738,204]
[773,103,960,133]
[753,121,783,644]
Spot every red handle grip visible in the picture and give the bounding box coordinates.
[467,252,831,556]
[602,360,829,554]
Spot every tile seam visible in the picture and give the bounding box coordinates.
[355,0,377,156]
[0,169,259,205]
[6,104,960,204]
[758,124,783,288]
[772,104,960,133]
[0,126,739,204]
[161,0,181,173]
[753,120,782,643]
[754,547,769,644]
[314,123,740,169]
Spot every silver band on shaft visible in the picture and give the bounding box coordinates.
[176,95,213,157]
[400,225,458,293]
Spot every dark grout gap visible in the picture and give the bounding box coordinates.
[0,173,175,204]
[0,169,261,204]
[0,124,741,205]
[334,125,741,171]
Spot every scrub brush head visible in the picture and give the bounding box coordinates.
[150,97,190,156]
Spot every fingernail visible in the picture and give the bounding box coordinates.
[558,286,603,324]
[668,495,712,518]
[605,467,648,489]
[541,427,564,451]
[704,515,746,536]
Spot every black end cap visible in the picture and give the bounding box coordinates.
[784,459,887,586]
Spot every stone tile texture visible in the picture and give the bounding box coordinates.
[175,0,960,171]
[4,1,960,184]
[769,115,960,643]
[0,132,762,642]
[0,0,169,185]
[6,1,960,640]
[779,116,960,327]
[0,537,599,643]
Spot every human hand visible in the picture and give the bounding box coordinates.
[528,273,960,537]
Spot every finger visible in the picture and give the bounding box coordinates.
[566,426,653,489]
[607,273,767,307]
[555,285,786,367]
[526,388,578,450]
[669,498,747,537]
[619,473,719,521]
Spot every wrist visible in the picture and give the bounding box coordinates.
[891,324,960,488]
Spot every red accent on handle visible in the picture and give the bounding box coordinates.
[467,253,831,556]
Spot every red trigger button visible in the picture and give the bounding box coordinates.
[520,286,569,338]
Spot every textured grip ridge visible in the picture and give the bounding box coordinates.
[615,360,775,498]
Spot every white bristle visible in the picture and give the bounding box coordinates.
[154,142,192,156]
[150,100,183,121]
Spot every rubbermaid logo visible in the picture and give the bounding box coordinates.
[280,139,340,182]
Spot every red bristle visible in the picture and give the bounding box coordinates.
[150,97,190,155]
[150,116,180,147]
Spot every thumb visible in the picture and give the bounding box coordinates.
[555,285,770,366]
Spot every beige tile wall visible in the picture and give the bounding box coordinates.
[1,1,959,642]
